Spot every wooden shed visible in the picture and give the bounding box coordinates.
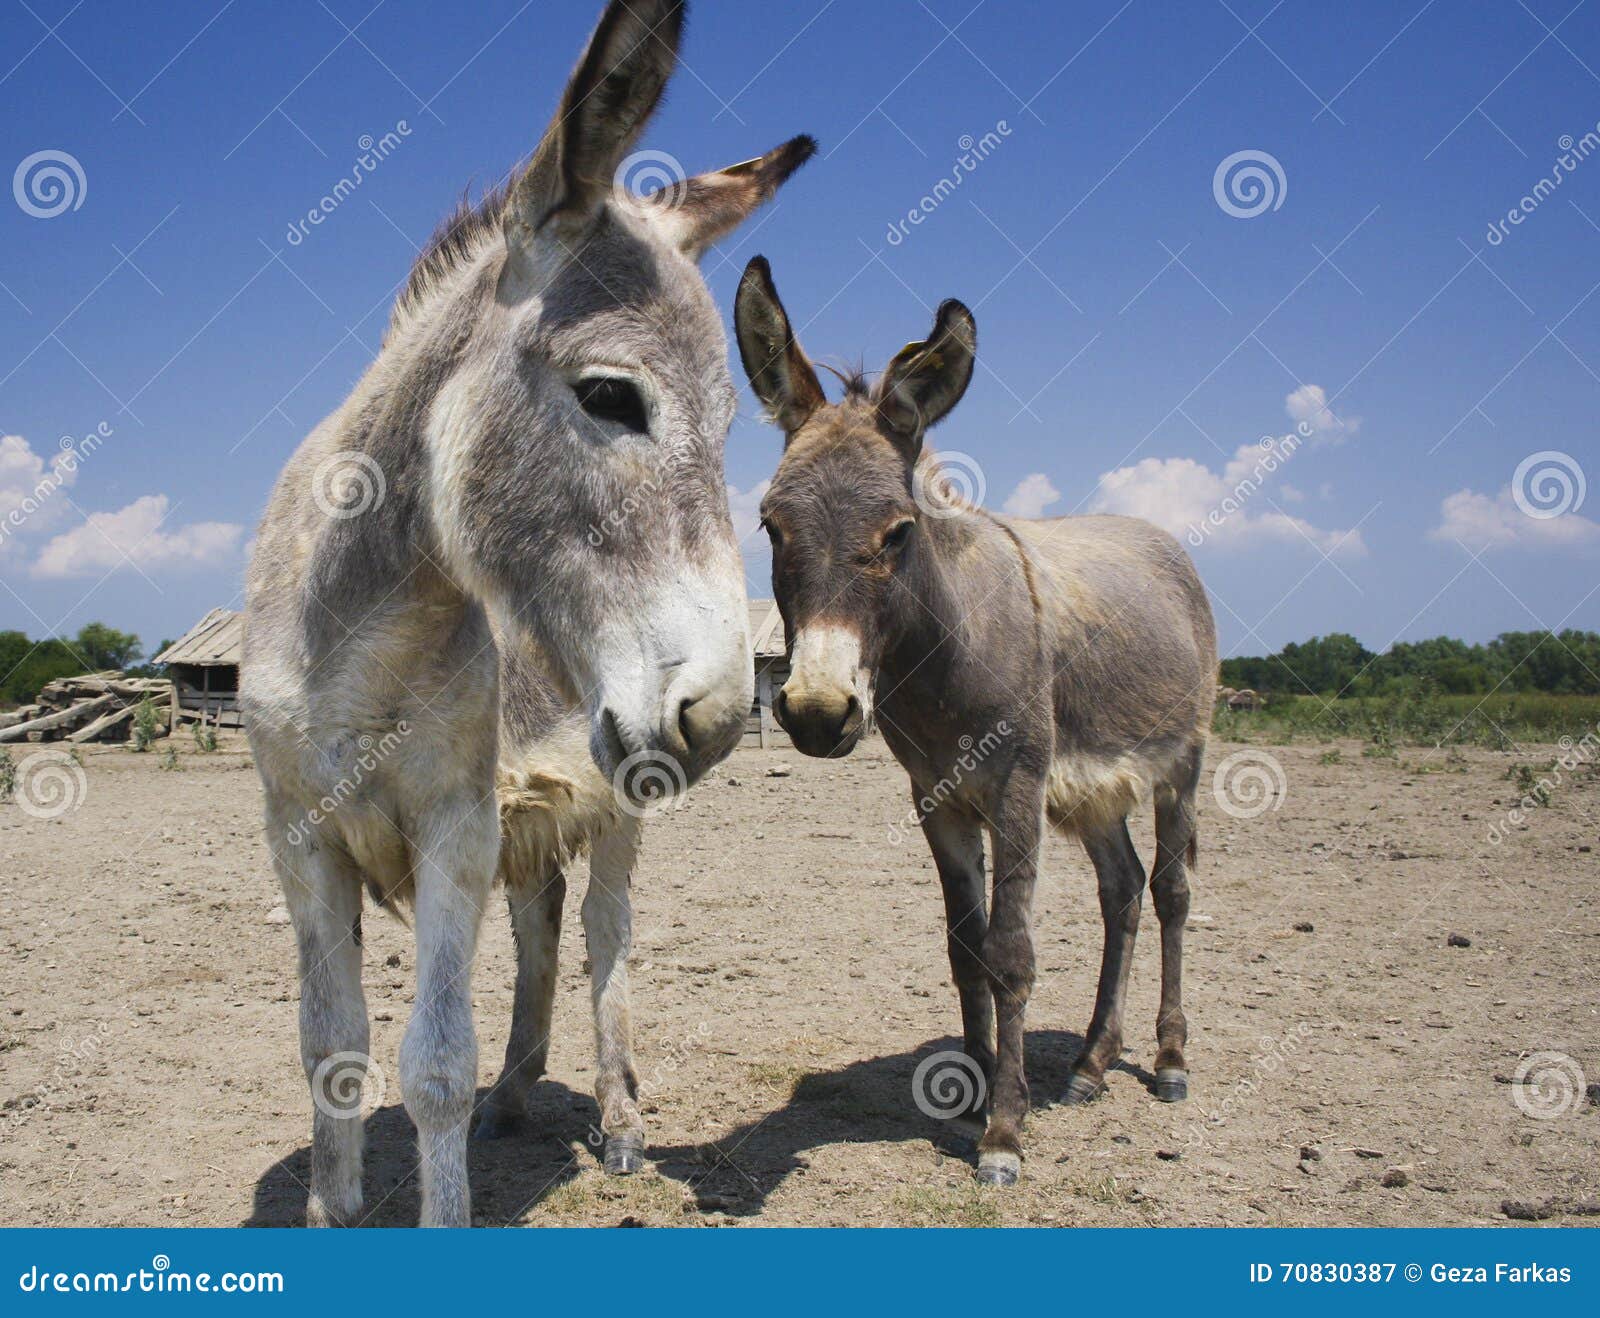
[155,608,243,727]
[745,598,790,749]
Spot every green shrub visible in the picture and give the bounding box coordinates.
[131,697,161,752]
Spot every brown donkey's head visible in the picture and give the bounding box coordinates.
[735,256,976,757]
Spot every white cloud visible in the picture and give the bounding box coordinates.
[1002,472,1061,519]
[727,479,770,551]
[1430,487,1600,550]
[0,434,78,552]
[32,494,244,579]
[1285,384,1359,442]
[1091,441,1365,556]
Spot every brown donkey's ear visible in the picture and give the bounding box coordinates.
[650,136,817,259]
[735,256,826,435]
[873,300,977,457]
[505,0,685,248]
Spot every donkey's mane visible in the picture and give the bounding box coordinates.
[388,174,517,333]
[817,360,871,400]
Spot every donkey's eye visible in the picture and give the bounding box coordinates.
[761,518,782,545]
[881,520,915,552]
[575,377,648,434]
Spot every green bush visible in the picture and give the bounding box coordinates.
[131,697,161,752]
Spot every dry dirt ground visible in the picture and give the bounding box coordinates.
[2,734,1596,1228]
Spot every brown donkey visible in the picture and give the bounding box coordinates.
[734,257,1218,1185]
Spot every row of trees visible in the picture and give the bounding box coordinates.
[1221,631,1600,697]
[6,624,1598,708]
[0,624,163,707]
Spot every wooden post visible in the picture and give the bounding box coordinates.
[757,668,773,750]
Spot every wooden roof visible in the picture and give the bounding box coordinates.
[748,598,787,659]
[155,608,242,667]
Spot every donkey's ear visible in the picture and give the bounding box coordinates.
[735,256,825,435]
[650,136,816,258]
[507,0,684,244]
[873,300,977,455]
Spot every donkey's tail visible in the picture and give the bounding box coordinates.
[1187,831,1198,870]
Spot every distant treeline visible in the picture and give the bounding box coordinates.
[0,624,166,707]
[1221,631,1600,697]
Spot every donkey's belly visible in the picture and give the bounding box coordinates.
[1045,749,1159,836]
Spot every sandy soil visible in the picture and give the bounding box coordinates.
[1,734,1596,1227]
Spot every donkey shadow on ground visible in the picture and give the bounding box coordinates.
[246,1032,1157,1224]
[647,1029,1159,1217]
[245,1079,599,1227]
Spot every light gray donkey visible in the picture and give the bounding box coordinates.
[242,1,813,1226]
[734,257,1218,1186]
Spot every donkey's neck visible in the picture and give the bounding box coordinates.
[300,314,481,660]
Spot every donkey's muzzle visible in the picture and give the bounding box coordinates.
[773,685,864,758]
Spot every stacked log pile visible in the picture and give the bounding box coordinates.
[0,673,179,744]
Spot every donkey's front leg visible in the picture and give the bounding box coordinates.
[402,797,498,1227]
[976,794,1042,1187]
[919,799,994,1133]
[581,814,645,1174]
[268,804,368,1227]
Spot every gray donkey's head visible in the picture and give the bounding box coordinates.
[402,1,813,789]
[734,257,976,757]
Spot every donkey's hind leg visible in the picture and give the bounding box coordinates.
[918,799,994,1134]
[1150,750,1202,1103]
[476,866,567,1140]
[267,804,368,1227]
[582,814,646,1175]
[1064,820,1145,1105]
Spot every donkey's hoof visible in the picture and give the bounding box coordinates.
[604,1134,646,1176]
[472,1108,525,1141]
[305,1192,361,1228]
[974,1151,1021,1187]
[1154,1068,1189,1103]
[1062,1073,1104,1106]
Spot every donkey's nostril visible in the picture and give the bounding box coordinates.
[772,687,790,727]
[841,694,862,732]
[678,693,730,757]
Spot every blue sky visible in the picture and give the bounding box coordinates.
[2,0,1597,658]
